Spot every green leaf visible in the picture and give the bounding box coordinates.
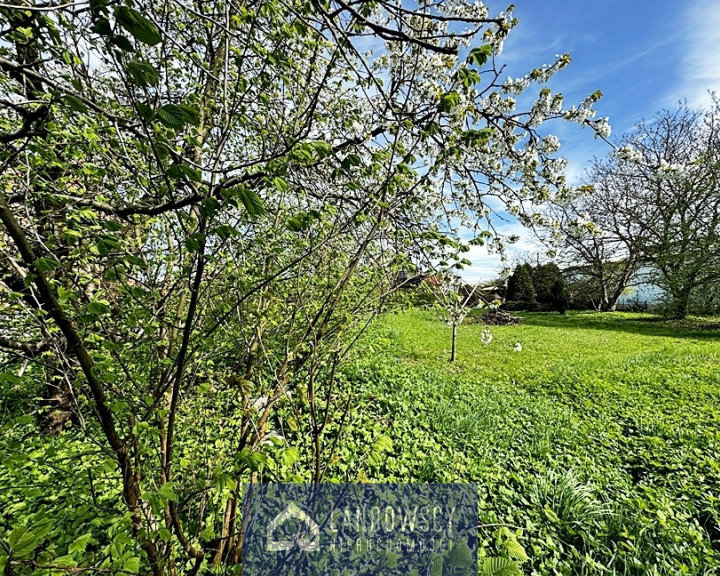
[53,555,78,568]
[468,45,492,66]
[286,213,307,232]
[68,533,93,554]
[461,128,493,146]
[200,196,219,217]
[137,102,153,121]
[281,446,299,466]
[123,556,141,573]
[226,186,265,216]
[110,34,135,52]
[12,412,33,424]
[290,145,313,164]
[124,254,146,268]
[185,234,204,252]
[212,224,239,240]
[8,527,38,558]
[115,6,162,46]
[176,104,200,127]
[157,528,171,542]
[439,91,460,113]
[156,104,185,129]
[127,60,159,87]
[63,94,88,113]
[7,27,33,42]
[310,140,334,158]
[273,176,289,192]
[179,163,202,182]
[447,540,473,567]
[103,220,123,232]
[239,449,267,472]
[482,557,520,576]
[89,0,108,12]
[504,538,529,561]
[457,67,481,88]
[86,300,111,316]
[166,163,184,179]
[543,505,560,523]
[430,555,443,576]
[90,16,111,36]
[95,234,121,257]
[157,482,177,502]
[373,435,393,452]
[340,153,362,169]
[286,209,319,232]
[34,257,61,273]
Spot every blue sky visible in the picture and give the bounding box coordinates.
[461,0,720,281]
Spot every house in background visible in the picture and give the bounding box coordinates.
[617,266,664,309]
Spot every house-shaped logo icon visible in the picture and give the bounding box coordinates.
[266,502,320,552]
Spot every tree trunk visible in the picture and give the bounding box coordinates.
[450,323,457,363]
[38,369,73,434]
[601,296,619,312]
[668,288,691,319]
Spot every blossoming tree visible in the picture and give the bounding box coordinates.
[0,0,607,572]
[548,101,720,317]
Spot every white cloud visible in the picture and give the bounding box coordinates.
[675,0,720,107]
[459,221,545,283]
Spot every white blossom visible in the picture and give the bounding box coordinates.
[540,135,561,154]
[441,0,489,20]
[550,93,564,113]
[654,159,687,181]
[613,144,643,163]
[563,106,596,123]
[480,329,493,344]
[502,76,530,95]
[593,117,612,139]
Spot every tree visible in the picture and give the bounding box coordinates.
[530,262,564,307]
[577,102,720,318]
[505,261,568,312]
[0,0,606,572]
[506,263,536,305]
[545,184,642,312]
[550,278,570,314]
[432,275,483,363]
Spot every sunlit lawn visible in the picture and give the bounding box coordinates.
[347,309,720,573]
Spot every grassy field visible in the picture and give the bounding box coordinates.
[344,310,720,575]
[1,310,718,575]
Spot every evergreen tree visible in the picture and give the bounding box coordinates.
[551,278,570,314]
[532,263,565,307]
[506,264,536,304]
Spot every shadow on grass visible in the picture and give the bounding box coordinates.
[514,311,720,340]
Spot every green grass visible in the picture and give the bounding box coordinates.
[344,309,720,575]
[1,310,718,575]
